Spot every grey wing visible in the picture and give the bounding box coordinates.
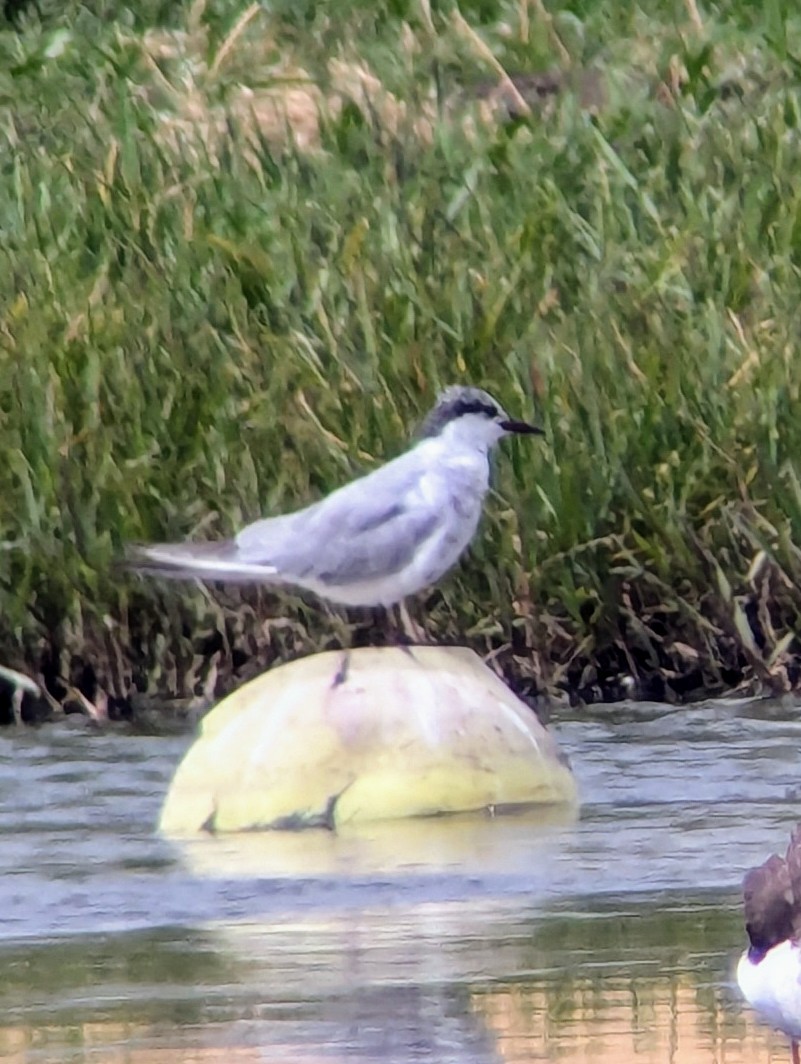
[306,498,439,585]
[235,454,440,585]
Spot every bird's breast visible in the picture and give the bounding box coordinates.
[737,942,801,1037]
[414,459,487,519]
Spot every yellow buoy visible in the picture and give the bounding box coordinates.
[159,645,577,834]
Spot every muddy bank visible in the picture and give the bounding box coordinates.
[2,564,797,726]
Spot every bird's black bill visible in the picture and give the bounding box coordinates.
[500,419,544,435]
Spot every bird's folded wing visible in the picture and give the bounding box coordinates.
[235,462,445,586]
[237,497,440,586]
[129,450,453,588]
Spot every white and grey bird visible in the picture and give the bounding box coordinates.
[126,385,543,607]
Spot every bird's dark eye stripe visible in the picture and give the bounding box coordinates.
[451,399,499,420]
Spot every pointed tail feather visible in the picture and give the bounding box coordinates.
[124,541,278,584]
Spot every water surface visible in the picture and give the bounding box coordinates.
[1,696,799,1062]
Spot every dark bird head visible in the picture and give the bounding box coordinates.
[418,385,543,447]
[742,823,801,962]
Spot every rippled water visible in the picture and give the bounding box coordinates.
[1,696,800,1062]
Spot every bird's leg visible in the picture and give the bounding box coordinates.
[348,604,426,649]
[320,602,356,650]
[355,604,411,649]
[368,605,397,647]
[345,606,379,647]
[368,603,427,652]
[320,603,354,685]
[396,602,427,645]
[792,1039,800,1064]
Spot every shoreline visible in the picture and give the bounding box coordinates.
[1,577,795,726]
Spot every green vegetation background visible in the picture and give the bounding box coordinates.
[2,0,801,715]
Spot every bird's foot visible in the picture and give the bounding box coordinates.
[331,650,351,688]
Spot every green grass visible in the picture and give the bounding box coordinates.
[3,0,801,717]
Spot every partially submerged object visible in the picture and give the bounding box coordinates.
[159,645,577,834]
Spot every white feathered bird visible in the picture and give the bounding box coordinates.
[126,385,543,607]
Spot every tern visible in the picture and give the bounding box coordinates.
[737,822,801,1064]
[127,385,543,607]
